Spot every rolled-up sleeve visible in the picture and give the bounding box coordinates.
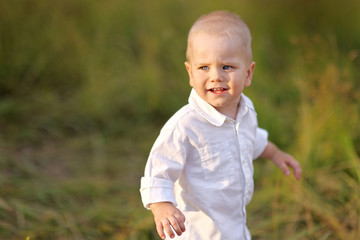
[140,177,176,209]
[253,127,268,159]
[140,124,187,209]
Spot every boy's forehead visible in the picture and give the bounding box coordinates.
[190,31,242,43]
[188,32,245,55]
[189,22,241,40]
[187,33,249,62]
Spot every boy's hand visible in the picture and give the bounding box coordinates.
[260,141,302,180]
[150,202,186,239]
[271,149,302,180]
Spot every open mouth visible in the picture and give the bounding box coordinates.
[209,87,228,94]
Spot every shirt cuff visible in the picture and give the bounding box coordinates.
[253,128,269,159]
[140,177,177,209]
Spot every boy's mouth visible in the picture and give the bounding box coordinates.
[209,87,228,94]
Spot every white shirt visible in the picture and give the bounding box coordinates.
[140,89,268,240]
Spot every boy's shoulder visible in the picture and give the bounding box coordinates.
[160,104,194,133]
[241,93,256,111]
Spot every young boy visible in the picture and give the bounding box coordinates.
[140,10,302,240]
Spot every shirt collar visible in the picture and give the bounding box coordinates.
[188,88,254,126]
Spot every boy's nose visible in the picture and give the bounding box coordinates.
[210,68,223,82]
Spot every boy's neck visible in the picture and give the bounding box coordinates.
[215,105,239,121]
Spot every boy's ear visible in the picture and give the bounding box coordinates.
[184,61,194,87]
[245,61,255,87]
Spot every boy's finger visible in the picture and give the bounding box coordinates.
[155,221,166,239]
[169,216,183,236]
[175,210,186,232]
[279,162,290,176]
[288,160,302,180]
[162,219,175,238]
[178,217,186,232]
[293,165,302,180]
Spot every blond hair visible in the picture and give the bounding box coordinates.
[186,10,253,62]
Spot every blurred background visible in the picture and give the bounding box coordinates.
[0,0,359,239]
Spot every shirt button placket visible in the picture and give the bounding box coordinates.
[235,122,248,218]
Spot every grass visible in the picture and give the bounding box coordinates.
[249,36,360,240]
[0,130,159,239]
[1,0,360,239]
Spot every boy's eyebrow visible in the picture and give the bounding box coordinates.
[194,62,209,66]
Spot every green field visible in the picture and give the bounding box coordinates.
[1,0,360,239]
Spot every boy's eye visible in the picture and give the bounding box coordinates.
[223,65,232,70]
[200,66,209,70]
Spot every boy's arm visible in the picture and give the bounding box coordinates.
[150,202,186,239]
[260,141,302,180]
[140,123,188,239]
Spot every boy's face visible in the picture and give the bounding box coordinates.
[185,33,255,118]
